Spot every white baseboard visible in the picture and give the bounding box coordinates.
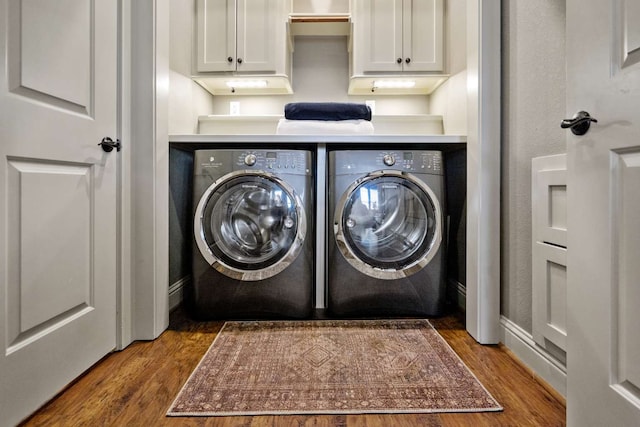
[500,316,566,397]
[169,276,190,311]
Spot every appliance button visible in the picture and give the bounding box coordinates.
[244,154,257,166]
[383,154,395,166]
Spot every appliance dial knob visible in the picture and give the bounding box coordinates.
[383,154,395,166]
[244,154,257,166]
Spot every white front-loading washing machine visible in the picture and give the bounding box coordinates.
[327,149,447,317]
[190,149,314,319]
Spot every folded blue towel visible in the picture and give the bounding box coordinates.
[284,102,372,121]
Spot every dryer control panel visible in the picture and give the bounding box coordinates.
[233,150,311,175]
[377,151,442,173]
[332,150,443,175]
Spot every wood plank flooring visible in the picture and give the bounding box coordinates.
[20,310,565,426]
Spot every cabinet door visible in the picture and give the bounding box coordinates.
[197,0,236,72]
[355,0,403,73]
[236,0,277,72]
[403,0,443,72]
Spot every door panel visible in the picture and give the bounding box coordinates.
[356,0,403,72]
[334,172,442,280]
[236,0,276,72]
[404,0,443,71]
[612,150,640,402]
[7,160,93,342]
[195,172,306,281]
[532,242,567,350]
[619,0,640,68]
[197,0,236,72]
[20,0,90,108]
[566,0,640,425]
[8,0,91,114]
[0,0,117,425]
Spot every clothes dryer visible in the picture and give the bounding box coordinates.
[191,149,313,319]
[327,149,446,317]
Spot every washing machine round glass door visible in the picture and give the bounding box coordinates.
[334,170,442,279]
[194,171,306,281]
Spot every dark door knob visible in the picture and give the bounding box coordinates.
[561,111,597,136]
[405,57,411,64]
[397,58,402,64]
[227,56,233,63]
[237,58,243,64]
[98,137,121,152]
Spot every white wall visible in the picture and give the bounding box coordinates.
[501,0,566,333]
[168,0,214,134]
[291,0,349,14]
[430,0,467,135]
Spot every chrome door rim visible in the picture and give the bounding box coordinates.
[333,170,442,280]
[194,170,306,281]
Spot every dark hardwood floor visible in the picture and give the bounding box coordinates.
[20,309,565,426]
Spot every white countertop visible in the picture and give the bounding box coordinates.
[169,134,467,144]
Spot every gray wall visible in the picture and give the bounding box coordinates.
[501,0,566,332]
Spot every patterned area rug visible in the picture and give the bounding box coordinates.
[167,319,502,416]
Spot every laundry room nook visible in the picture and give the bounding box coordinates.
[166,0,500,342]
[11,0,637,423]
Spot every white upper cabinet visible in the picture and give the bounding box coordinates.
[352,0,444,74]
[196,0,288,74]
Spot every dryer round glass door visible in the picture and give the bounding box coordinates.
[194,171,306,281]
[334,170,442,279]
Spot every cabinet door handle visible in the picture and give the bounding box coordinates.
[237,58,243,64]
[405,57,411,64]
[227,56,233,63]
[396,58,402,64]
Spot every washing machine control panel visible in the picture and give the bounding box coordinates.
[235,151,310,175]
[375,151,442,173]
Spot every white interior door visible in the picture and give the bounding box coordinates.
[0,1,118,425]
[566,0,640,425]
